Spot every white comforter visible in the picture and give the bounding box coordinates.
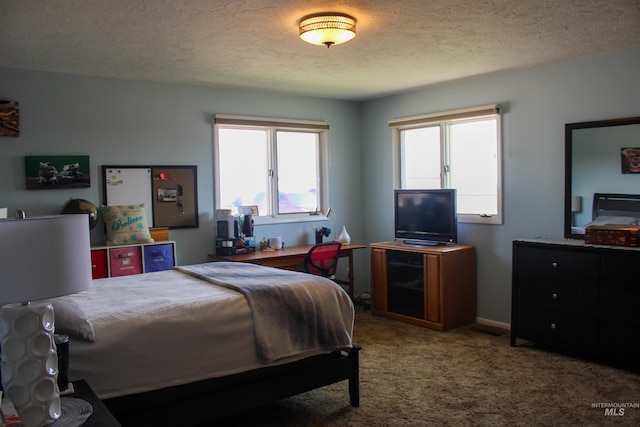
[176,262,354,363]
[65,263,354,399]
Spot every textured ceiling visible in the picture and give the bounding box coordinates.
[1,0,639,101]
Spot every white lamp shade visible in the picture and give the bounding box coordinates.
[0,215,92,305]
[571,195,583,213]
[0,215,92,426]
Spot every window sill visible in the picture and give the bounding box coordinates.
[458,214,503,225]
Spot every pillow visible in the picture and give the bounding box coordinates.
[585,216,640,227]
[101,204,154,246]
[49,297,96,342]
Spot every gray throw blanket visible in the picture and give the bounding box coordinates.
[175,262,354,363]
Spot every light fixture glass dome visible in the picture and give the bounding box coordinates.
[299,13,356,48]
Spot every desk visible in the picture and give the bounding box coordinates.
[210,244,366,299]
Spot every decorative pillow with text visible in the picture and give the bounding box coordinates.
[101,204,154,246]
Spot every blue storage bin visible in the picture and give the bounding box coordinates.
[143,243,175,272]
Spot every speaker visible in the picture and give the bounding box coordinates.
[242,214,253,237]
[217,215,236,238]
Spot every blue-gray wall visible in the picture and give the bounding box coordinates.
[0,70,364,275]
[1,45,639,325]
[361,45,640,324]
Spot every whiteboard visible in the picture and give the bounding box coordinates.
[103,167,154,226]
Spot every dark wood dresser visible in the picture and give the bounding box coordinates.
[511,238,640,367]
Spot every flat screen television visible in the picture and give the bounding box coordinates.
[394,189,457,245]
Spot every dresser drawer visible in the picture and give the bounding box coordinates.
[599,319,640,362]
[516,247,598,284]
[517,277,598,315]
[601,253,640,289]
[516,306,598,351]
[600,287,640,323]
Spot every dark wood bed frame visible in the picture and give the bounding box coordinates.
[103,345,360,426]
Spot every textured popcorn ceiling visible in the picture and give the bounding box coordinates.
[1,0,639,101]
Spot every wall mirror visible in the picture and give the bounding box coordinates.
[564,117,640,239]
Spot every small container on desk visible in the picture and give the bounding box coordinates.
[215,237,255,256]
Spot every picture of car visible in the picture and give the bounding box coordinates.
[253,191,317,214]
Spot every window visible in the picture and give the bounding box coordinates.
[214,115,329,224]
[390,105,502,224]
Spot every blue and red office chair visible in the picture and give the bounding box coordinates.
[303,242,342,279]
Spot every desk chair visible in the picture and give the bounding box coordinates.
[303,242,342,280]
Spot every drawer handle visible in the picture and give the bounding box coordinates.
[551,262,558,269]
[552,293,558,299]
[550,323,557,330]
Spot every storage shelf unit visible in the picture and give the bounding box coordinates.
[511,239,640,366]
[370,241,476,331]
[90,241,176,279]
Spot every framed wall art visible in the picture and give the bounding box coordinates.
[0,100,19,137]
[25,155,90,190]
[621,148,640,174]
[103,165,198,229]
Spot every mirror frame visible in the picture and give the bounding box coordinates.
[564,116,640,239]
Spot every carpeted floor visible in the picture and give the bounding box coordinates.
[215,307,640,426]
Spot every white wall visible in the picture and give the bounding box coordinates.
[361,45,640,323]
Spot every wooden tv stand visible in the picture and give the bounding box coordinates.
[370,241,476,331]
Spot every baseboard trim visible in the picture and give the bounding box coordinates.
[476,317,510,330]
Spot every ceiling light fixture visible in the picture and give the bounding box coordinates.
[299,13,356,48]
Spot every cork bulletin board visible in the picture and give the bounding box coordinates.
[103,165,198,229]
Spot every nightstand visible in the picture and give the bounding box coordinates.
[64,380,122,426]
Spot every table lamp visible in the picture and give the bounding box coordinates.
[0,215,92,427]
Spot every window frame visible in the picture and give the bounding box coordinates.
[213,115,330,225]
[390,105,503,225]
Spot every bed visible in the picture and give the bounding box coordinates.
[52,261,360,426]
